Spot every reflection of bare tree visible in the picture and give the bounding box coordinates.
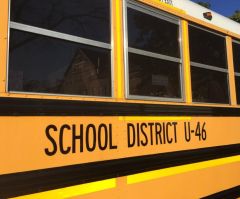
[189,26,226,66]
[128,9,178,56]
[10,0,109,51]
[128,10,180,98]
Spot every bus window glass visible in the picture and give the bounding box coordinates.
[9,0,112,97]
[235,76,240,104]
[129,53,181,98]
[232,40,240,104]
[9,30,111,96]
[189,25,227,69]
[127,8,180,58]
[189,24,229,104]
[126,2,182,101]
[191,67,229,104]
[10,0,110,43]
[232,41,240,73]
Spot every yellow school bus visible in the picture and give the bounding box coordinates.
[0,0,239,198]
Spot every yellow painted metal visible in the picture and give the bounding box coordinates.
[127,155,240,184]
[11,178,116,199]
[226,36,237,106]
[181,20,192,103]
[119,116,191,121]
[1,0,240,105]
[1,1,240,198]
[0,0,8,93]
[9,161,240,199]
[113,0,125,100]
[137,0,185,15]
[1,116,239,174]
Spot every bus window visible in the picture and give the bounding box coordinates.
[189,24,229,104]
[126,1,183,101]
[8,0,112,97]
[232,40,240,104]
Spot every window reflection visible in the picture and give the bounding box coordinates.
[11,0,110,43]
[189,25,227,68]
[191,67,229,104]
[9,30,111,96]
[232,41,240,73]
[235,76,240,104]
[129,53,181,98]
[127,8,180,58]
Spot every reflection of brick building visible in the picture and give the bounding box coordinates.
[60,49,110,96]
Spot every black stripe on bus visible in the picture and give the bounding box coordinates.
[202,185,240,199]
[1,97,240,116]
[0,144,239,198]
